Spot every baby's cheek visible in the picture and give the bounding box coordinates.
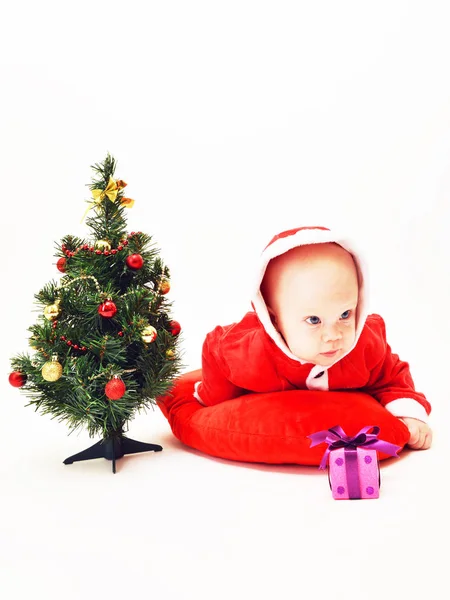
[343,319,356,332]
[342,318,355,328]
[342,322,356,345]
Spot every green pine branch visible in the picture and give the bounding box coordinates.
[10,153,183,440]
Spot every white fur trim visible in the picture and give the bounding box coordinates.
[193,381,206,405]
[384,398,428,423]
[251,226,370,365]
[306,366,330,391]
[253,289,308,362]
[262,228,338,262]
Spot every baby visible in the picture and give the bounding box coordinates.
[194,226,432,450]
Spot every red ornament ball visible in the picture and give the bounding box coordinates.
[56,257,67,273]
[105,377,126,400]
[126,253,144,270]
[170,320,181,336]
[98,300,117,318]
[9,371,27,387]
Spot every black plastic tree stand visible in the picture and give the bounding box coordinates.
[63,434,163,473]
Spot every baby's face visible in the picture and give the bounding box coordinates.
[265,244,359,366]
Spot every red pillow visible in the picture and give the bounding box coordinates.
[157,369,410,465]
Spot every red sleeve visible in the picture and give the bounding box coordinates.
[363,315,431,417]
[196,326,246,406]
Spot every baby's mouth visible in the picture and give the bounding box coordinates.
[320,349,340,357]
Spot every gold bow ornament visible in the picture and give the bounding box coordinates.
[81,177,134,222]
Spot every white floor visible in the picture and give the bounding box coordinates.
[1,378,447,600]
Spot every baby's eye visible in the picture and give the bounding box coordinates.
[340,310,352,320]
[306,316,321,325]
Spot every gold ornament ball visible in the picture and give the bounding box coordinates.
[159,279,171,294]
[141,325,157,343]
[42,357,63,382]
[44,300,61,321]
[95,239,112,252]
[166,349,176,360]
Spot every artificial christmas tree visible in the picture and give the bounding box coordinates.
[9,154,182,472]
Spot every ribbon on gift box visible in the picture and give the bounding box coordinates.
[307,425,402,470]
[308,425,402,499]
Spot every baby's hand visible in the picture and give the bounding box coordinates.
[398,417,433,450]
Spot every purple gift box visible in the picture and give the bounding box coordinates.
[328,447,379,499]
[308,425,402,500]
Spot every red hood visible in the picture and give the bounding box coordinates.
[251,226,370,366]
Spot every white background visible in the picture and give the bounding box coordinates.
[1,2,449,599]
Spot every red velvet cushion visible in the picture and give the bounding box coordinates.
[157,369,410,465]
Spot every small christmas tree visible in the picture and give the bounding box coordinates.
[8,154,182,472]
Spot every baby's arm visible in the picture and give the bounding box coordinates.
[363,315,432,449]
[194,327,246,406]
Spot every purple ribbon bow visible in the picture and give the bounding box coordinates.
[307,425,402,470]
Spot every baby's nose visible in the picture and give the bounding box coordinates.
[322,325,343,342]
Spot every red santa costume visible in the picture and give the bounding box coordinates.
[193,226,431,423]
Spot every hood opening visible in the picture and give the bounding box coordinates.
[251,226,369,366]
